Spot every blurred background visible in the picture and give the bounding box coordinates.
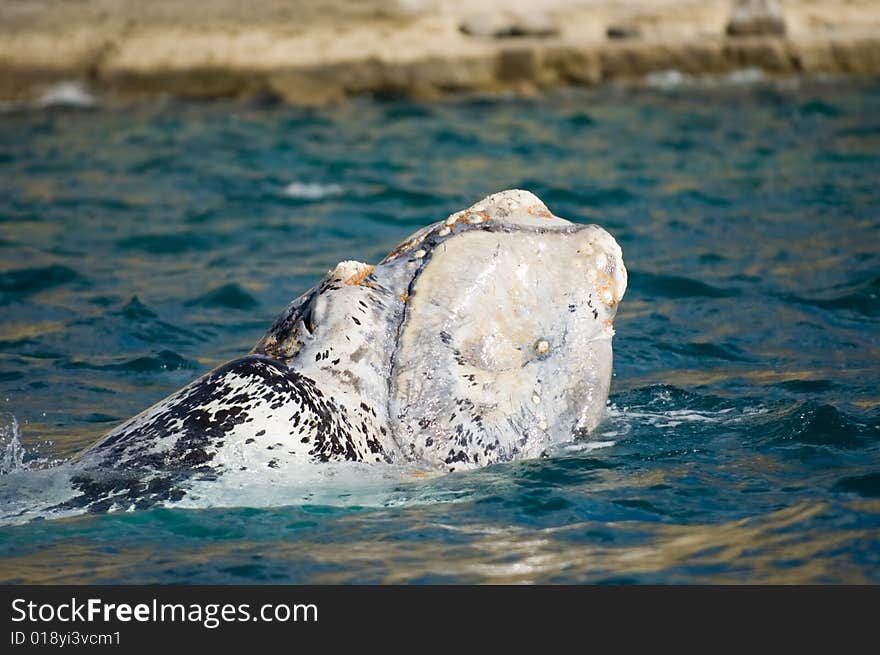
[2,0,879,107]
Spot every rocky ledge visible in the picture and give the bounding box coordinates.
[2,0,879,106]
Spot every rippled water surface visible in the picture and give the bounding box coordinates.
[1,77,879,583]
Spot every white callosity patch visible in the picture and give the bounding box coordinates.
[67,189,625,512]
[389,192,626,470]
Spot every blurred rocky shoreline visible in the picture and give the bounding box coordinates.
[2,0,879,106]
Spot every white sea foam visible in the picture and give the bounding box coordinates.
[645,69,688,89]
[35,82,98,109]
[557,439,617,456]
[175,460,451,512]
[726,68,766,85]
[0,463,83,526]
[282,181,344,200]
[604,403,769,431]
[644,68,767,90]
[0,457,453,526]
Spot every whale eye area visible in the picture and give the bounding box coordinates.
[301,302,316,334]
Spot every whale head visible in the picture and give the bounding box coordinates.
[253,189,626,469]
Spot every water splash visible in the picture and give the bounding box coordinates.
[0,413,25,475]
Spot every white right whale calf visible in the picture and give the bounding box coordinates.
[63,189,627,512]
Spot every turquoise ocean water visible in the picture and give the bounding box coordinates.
[0,76,878,583]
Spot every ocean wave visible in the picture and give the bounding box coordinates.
[604,404,755,432]
[116,232,211,254]
[58,349,198,373]
[833,472,880,498]
[655,341,751,363]
[786,275,880,318]
[599,384,773,441]
[759,402,878,450]
[0,265,79,303]
[627,270,738,299]
[117,296,158,320]
[112,297,203,345]
[606,385,879,452]
[185,283,258,310]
